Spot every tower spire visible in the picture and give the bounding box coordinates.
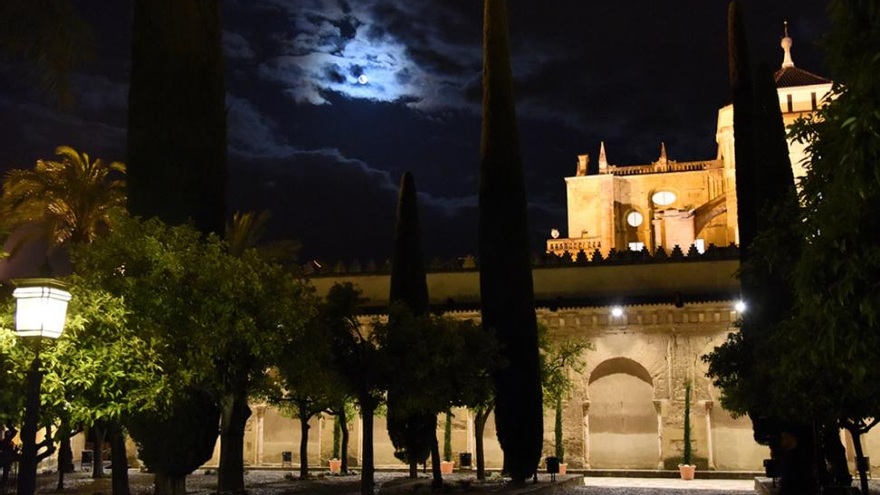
[658,142,668,166]
[598,141,608,169]
[781,20,795,69]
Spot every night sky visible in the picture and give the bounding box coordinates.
[0,1,830,264]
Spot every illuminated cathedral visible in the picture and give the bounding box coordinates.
[548,23,831,259]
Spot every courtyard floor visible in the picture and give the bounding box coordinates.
[581,477,754,493]
[16,468,880,495]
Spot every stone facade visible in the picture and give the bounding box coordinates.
[249,259,763,471]
[198,296,766,471]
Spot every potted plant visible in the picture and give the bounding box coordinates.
[679,380,696,480]
[329,415,343,474]
[554,396,567,475]
[440,412,455,474]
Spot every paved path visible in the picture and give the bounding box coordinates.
[581,477,754,493]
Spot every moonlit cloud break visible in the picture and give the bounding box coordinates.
[258,0,475,109]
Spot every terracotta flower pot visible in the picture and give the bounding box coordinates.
[329,459,342,474]
[558,463,567,476]
[440,461,455,474]
[679,464,696,480]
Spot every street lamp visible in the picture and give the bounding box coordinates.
[12,278,71,495]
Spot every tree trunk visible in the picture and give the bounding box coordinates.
[780,424,818,495]
[59,421,75,473]
[360,402,375,495]
[849,427,869,495]
[154,472,186,495]
[92,422,106,478]
[409,459,417,479]
[218,391,251,493]
[57,460,65,491]
[475,406,492,481]
[109,422,131,495]
[430,434,442,488]
[340,408,349,474]
[824,423,851,487]
[57,420,74,491]
[298,408,311,479]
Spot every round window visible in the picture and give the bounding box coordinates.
[652,191,677,206]
[626,211,643,227]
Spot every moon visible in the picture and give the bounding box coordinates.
[357,74,369,85]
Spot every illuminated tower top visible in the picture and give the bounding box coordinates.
[781,21,795,69]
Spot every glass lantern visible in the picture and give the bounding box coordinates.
[13,278,72,339]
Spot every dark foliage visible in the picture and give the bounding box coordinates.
[389,171,429,314]
[324,283,389,495]
[478,0,543,482]
[728,0,758,264]
[128,0,227,235]
[128,388,220,495]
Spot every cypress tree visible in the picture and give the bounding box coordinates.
[389,172,429,312]
[478,0,543,482]
[728,0,758,262]
[747,63,799,321]
[722,4,824,492]
[554,397,564,462]
[682,381,692,466]
[726,0,780,456]
[127,1,229,491]
[386,171,438,481]
[128,0,227,236]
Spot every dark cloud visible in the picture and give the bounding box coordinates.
[229,149,558,262]
[224,30,256,59]
[0,96,126,169]
[0,0,831,262]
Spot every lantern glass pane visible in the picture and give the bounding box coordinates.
[13,286,71,339]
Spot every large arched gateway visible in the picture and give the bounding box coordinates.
[587,358,658,469]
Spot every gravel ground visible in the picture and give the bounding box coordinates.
[29,470,401,495]
[22,469,880,495]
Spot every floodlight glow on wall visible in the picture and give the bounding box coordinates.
[735,300,746,313]
[13,279,72,339]
[611,306,624,318]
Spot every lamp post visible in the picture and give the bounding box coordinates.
[12,278,71,495]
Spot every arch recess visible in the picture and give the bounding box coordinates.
[589,357,653,387]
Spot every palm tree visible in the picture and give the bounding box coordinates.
[2,145,126,490]
[225,210,301,267]
[1,145,126,255]
[226,210,271,257]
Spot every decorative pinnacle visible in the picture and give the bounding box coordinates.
[781,20,795,69]
[598,141,608,169]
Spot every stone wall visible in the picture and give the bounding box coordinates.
[537,303,767,471]
[201,299,768,472]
